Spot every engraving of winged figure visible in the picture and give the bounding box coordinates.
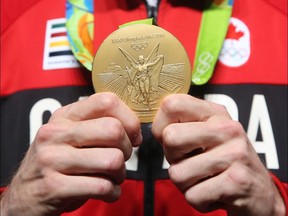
[119,43,163,110]
[97,43,186,111]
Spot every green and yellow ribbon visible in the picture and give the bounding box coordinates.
[66,0,234,85]
[192,0,234,84]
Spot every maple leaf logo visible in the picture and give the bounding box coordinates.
[226,23,244,40]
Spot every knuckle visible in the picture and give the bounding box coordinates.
[215,120,250,163]
[228,121,245,137]
[161,94,183,116]
[185,190,210,213]
[105,118,125,142]
[95,179,115,196]
[102,118,132,160]
[53,103,65,116]
[184,189,202,211]
[35,124,58,143]
[226,167,252,193]
[105,149,125,172]
[50,103,76,121]
[126,117,141,135]
[162,125,178,148]
[168,165,184,185]
[34,146,57,168]
[212,103,228,115]
[97,92,120,111]
[63,102,79,119]
[217,120,245,138]
[231,143,250,163]
[49,106,64,120]
[227,137,250,164]
[80,178,115,198]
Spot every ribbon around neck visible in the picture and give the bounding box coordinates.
[66,0,94,71]
[65,0,234,85]
[191,0,234,85]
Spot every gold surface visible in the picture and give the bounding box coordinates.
[92,24,191,123]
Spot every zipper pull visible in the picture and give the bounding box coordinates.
[147,5,157,18]
[145,0,159,19]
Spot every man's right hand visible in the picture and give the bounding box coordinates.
[0,93,142,216]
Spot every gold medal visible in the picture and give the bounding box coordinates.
[92,24,191,123]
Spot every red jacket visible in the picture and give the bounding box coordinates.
[1,0,287,215]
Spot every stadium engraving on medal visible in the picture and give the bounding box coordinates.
[92,24,191,122]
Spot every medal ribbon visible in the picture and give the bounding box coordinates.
[192,0,234,85]
[66,0,94,71]
[66,0,233,84]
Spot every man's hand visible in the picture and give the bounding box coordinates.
[152,94,285,216]
[1,93,142,216]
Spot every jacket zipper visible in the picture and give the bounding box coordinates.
[145,0,161,20]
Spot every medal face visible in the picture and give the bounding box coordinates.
[92,24,191,122]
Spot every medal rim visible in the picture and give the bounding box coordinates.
[92,24,191,123]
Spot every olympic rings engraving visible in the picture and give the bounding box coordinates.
[131,41,148,51]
